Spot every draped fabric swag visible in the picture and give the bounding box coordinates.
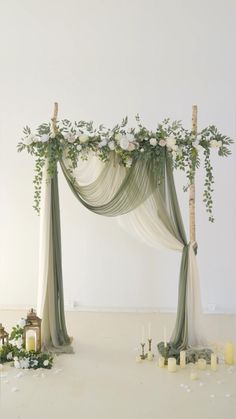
[37,151,206,353]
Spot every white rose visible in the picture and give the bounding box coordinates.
[24,134,35,145]
[41,134,50,143]
[172,145,179,151]
[14,360,21,369]
[166,136,176,149]
[115,133,122,141]
[43,360,49,367]
[65,132,76,143]
[21,358,29,369]
[108,141,115,150]
[210,139,218,148]
[99,139,107,148]
[192,140,199,148]
[79,134,89,144]
[126,133,135,142]
[7,352,13,360]
[17,318,26,328]
[195,144,203,152]
[149,137,157,146]
[140,148,144,153]
[15,337,23,349]
[77,144,82,151]
[120,137,129,150]
[126,158,133,168]
[159,139,166,147]
[128,142,136,151]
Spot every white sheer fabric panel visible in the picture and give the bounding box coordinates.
[117,195,184,252]
[73,155,105,185]
[37,161,51,319]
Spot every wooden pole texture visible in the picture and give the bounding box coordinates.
[189,105,197,243]
[52,102,58,136]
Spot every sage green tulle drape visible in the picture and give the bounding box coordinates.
[41,170,72,352]
[51,152,192,352]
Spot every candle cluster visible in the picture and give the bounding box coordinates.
[136,325,235,379]
[136,323,154,362]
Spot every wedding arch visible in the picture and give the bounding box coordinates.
[18,104,232,358]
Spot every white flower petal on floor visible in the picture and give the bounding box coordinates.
[15,372,24,379]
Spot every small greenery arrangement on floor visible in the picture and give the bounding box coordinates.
[17,116,233,221]
[0,320,53,369]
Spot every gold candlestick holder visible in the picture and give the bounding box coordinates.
[147,338,154,360]
[148,338,152,352]
[140,343,147,360]
[163,345,168,365]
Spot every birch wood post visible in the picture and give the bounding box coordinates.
[189,105,197,244]
[52,102,58,136]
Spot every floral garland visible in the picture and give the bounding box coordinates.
[17,116,233,222]
[0,319,53,369]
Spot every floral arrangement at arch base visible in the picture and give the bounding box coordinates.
[17,115,233,222]
[0,318,53,369]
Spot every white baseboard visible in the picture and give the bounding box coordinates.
[0,304,235,314]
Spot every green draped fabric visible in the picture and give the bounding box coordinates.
[60,154,165,216]
[42,169,73,353]
[41,149,196,353]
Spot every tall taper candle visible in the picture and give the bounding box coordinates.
[141,326,145,344]
[164,327,167,348]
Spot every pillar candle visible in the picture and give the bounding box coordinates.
[197,358,207,370]
[26,335,36,351]
[225,342,234,365]
[158,357,165,368]
[211,353,217,371]
[147,352,154,361]
[180,351,186,368]
[168,357,177,372]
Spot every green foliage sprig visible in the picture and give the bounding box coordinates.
[17,117,233,221]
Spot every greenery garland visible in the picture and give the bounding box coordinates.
[17,116,233,222]
[0,322,53,369]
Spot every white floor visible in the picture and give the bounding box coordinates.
[0,310,236,419]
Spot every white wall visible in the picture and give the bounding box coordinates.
[0,0,236,313]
